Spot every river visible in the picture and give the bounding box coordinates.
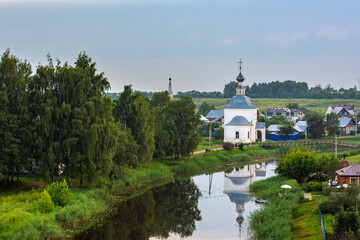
[76,161,277,240]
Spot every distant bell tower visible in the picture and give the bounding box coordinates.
[168,74,174,100]
[236,59,246,96]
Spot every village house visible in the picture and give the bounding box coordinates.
[205,110,224,123]
[339,117,357,135]
[265,108,306,120]
[325,105,355,117]
[266,124,304,141]
[336,164,360,185]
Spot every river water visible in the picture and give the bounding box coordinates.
[76,161,277,240]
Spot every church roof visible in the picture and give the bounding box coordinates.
[256,122,266,129]
[224,95,257,109]
[226,116,252,126]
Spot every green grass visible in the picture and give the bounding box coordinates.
[249,176,304,240]
[194,98,360,113]
[292,196,334,239]
[347,154,360,164]
[194,137,223,151]
[0,187,108,240]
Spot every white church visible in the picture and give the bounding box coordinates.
[224,61,266,144]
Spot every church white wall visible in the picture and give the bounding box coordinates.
[224,125,254,144]
[224,108,257,126]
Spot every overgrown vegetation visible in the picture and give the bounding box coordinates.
[249,176,303,240]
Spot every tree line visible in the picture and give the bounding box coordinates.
[0,50,200,188]
[116,80,360,99]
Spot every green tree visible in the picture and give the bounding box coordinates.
[113,85,155,164]
[213,127,224,140]
[197,101,215,116]
[326,112,339,136]
[306,112,325,139]
[0,50,31,187]
[286,103,299,109]
[27,52,117,185]
[276,148,318,183]
[150,92,171,158]
[278,121,294,140]
[164,96,200,158]
[223,81,238,98]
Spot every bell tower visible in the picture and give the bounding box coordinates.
[168,74,174,100]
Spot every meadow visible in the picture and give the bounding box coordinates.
[193,98,360,113]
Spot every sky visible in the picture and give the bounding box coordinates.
[0,0,360,92]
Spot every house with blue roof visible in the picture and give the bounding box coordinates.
[338,117,357,135]
[223,60,266,144]
[205,110,224,123]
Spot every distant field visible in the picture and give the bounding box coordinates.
[193,98,360,113]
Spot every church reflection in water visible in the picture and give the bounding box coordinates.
[223,163,267,232]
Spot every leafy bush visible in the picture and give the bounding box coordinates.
[37,190,55,213]
[334,211,359,237]
[213,127,224,140]
[222,142,233,151]
[238,142,244,151]
[350,130,355,136]
[46,180,74,206]
[301,181,323,192]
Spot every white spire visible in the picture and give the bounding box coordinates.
[168,74,174,100]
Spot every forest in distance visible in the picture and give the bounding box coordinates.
[106,80,360,100]
[0,50,200,188]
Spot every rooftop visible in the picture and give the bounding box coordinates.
[336,164,360,176]
[226,116,252,126]
[224,95,257,109]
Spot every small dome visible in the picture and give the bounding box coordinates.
[236,72,245,83]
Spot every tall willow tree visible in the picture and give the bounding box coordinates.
[150,91,171,158]
[0,50,32,187]
[113,85,155,165]
[28,52,118,185]
[164,96,200,158]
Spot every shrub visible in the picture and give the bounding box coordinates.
[334,211,359,237]
[37,190,55,213]
[350,130,355,136]
[238,142,244,151]
[222,142,233,151]
[46,180,74,206]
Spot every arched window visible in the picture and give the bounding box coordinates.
[235,131,239,139]
[248,131,250,138]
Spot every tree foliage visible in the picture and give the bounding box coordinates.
[278,121,295,140]
[197,101,215,116]
[0,50,201,187]
[326,112,340,136]
[306,111,325,139]
[276,148,319,183]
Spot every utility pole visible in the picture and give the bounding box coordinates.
[335,133,338,158]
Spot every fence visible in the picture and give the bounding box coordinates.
[319,204,326,240]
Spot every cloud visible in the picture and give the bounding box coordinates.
[218,37,236,46]
[317,26,351,39]
[265,30,308,48]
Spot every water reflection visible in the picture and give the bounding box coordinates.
[76,179,201,240]
[76,162,277,240]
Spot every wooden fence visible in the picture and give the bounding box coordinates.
[261,140,359,152]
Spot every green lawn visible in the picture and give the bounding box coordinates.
[347,154,360,164]
[194,137,223,151]
[194,98,360,113]
[292,196,334,239]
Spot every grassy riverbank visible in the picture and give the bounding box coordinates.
[249,176,303,240]
[0,146,282,240]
